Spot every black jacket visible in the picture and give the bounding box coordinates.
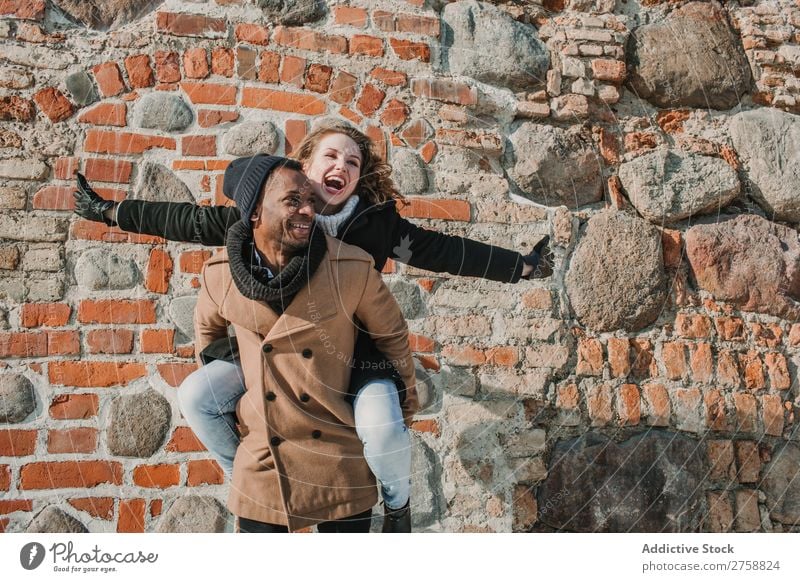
[115,198,525,395]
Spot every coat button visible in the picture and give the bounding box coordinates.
[270,436,282,446]
[302,348,313,358]
[300,393,310,403]
[262,343,273,353]
[266,392,276,401]
[311,430,321,439]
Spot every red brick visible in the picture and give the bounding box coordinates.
[765,352,791,390]
[389,38,430,62]
[235,22,270,45]
[133,464,180,488]
[512,484,538,532]
[54,156,79,180]
[486,346,518,367]
[154,50,181,83]
[33,87,73,122]
[0,0,45,20]
[285,119,307,155]
[380,99,409,128]
[373,11,395,31]
[733,392,757,433]
[306,64,332,93]
[409,333,435,353]
[183,48,209,79]
[329,71,358,105]
[68,497,114,520]
[0,429,36,456]
[334,6,367,27]
[85,129,175,154]
[178,250,213,273]
[705,491,734,532]
[674,313,711,339]
[47,428,98,454]
[20,460,123,490]
[704,389,728,431]
[0,331,47,357]
[150,500,162,517]
[258,51,281,83]
[716,349,739,388]
[442,344,484,366]
[158,363,198,388]
[70,220,165,245]
[32,184,122,210]
[0,499,33,514]
[117,498,145,533]
[187,460,224,486]
[0,95,35,122]
[734,441,760,484]
[642,382,670,426]
[211,47,235,77]
[370,67,408,87]
[556,383,579,413]
[273,26,347,54]
[141,328,175,354]
[86,329,134,354]
[707,440,735,482]
[396,13,440,36]
[398,198,470,221]
[521,288,552,310]
[47,330,80,356]
[662,341,686,380]
[241,87,326,114]
[0,465,8,491]
[197,109,238,128]
[156,11,227,38]
[750,322,783,348]
[182,135,216,157]
[587,383,613,427]
[123,54,154,89]
[656,109,690,134]
[607,338,630,378]
[762,393,784,436]
[734,490,760,532]
[366,124,387,160]
[617,383,641,426]
[165,427,205,453]
[631,338,656,379]
[357,84,386,117]
[78,299,156,324]
[789,324,800,347]
[144,248,173,294]
[20,303,70,327]
[598,127,622,165]
[237,47,257,80]
[436,128,502,153]
[739,351,765,390]
[411,419,440,437]
[350,35,384,57]
[591,59,626,83]
[48,361,146,388]
[182,81,237,105]
[77,102,127,127]
[49,394,99,420]
[83,158,132,183]
[92,62,125,97]
[625,131,659,153]
[688,342,713,383]
[576,338,603,376]
[280,55,306,88]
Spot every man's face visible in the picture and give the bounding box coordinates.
[251,168,315,252]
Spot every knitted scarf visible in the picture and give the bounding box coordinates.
[225,219,328,314]
[313,195,360,237]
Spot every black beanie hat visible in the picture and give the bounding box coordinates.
[223,154,294,222]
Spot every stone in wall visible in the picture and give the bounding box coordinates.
[618,149,740,225]
[565,209,667,332]
[53,0,163,31]
[761,442,800,525]
[505,122,602,209]
[132,93,193,132]
[221,122,279,157]
[134,162,194,203]
[685,214,800,321]
[255,0,325,26]
[74,249,138,291]
[442,0,549,92]
[26,507,88,533]
[387,278,426,320]
[107,390,171,457]
[729,109,800,223]
[392,149,428,197]
[168,295,198,341]
[410,435,443,528]
[156,496,228,532]
[626,1,752,110]
[65,71,98,107]
[538,431,707,532]
[0,374,36,424]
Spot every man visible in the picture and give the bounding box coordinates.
[194,155,417,532]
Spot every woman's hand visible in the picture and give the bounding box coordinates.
[521,235,553,279]
[73,172,117,226]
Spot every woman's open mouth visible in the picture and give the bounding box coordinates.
[323,176,346,196]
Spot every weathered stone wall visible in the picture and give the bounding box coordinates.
[0,0,798,533]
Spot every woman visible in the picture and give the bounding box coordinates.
[74,119,553,532]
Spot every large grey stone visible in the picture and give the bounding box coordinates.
[761,442,800,525]
[65,71,98,106]
[0,275,24,302]
[410,435,443,528]
[107,390,171,457]
[74,249,138,290]
[565,209,667,332]
[132,93,193,132]
[0,214,67,242]
[442,1,549,92]
[134,162,194,203]
[414,359,435,412]
[156,496,229,532]
[729,109,800,223]
[537,431,707,532]
[0,158,48,181]
[626,1,752,109]
[169,295,198,341]
[256,0,325,25]
[618,149,740,225]
[386,278,426,320]
[221,122,279,157]
[505,122,602,209]
[52,0,162,31]
[26,507,88,533]
[392,149,428,196]
[0,374,36,424]
[26,275,65,302]
[685,214,800,320]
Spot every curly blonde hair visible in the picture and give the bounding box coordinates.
[290,118,402,205]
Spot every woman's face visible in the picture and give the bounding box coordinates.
[302,132,363,214]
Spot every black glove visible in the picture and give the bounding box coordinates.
[522,235,553,279]
[73,172,117,226]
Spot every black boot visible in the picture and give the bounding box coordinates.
[382,502,411,533]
